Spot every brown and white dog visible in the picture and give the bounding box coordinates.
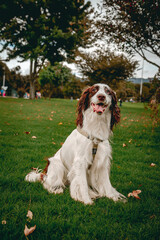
[25,83,126,204]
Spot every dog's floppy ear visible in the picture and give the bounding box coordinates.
[109,90,120,130]
[76,87,91,127]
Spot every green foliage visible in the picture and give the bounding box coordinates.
[97,0,160,68]
[0,60,30,97]
[76,49,138,87]
[63,78,82,98]
[0,98,160,239]
[0,0,93,98]
[0,0,93,63]
[38,63,73,98]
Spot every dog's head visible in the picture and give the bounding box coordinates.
[76,83,120,130]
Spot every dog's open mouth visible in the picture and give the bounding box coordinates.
[91,102,108,115]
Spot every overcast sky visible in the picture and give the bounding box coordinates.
[0,0,159,79]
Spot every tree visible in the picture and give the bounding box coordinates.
[38,63,73,98]
[96,0,160,69]
[63,78,82,99]
[0,0,93,99]
[0,60,29,97]
[76,49,138,88]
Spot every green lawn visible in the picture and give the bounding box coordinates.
[0,97,160,240]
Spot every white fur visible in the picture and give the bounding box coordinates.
[25,83,126,204]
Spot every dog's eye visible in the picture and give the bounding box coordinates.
[105,88,110,94]
[92,87,98,93]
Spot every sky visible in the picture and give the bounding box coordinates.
[0,0,159,79]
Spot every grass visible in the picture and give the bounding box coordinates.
[0,97,160,240]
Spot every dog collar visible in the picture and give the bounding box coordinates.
[77,126,104,168]
[76,126,104,144]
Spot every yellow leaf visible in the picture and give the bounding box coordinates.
[32,136,37,139]
[58,122,63,125]
[122,117,127,121]
[26,210,33,220]
[24,224,36,236]
[128,190,141,199]
[2,220,6,225]
[150,163,156,167]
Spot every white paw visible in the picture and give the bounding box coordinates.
[109,191,127,203]
[70,186,93,205]
[72,194,93,205]
[88,188,99,199]
[25,171,41,182]
[49,186,64,194]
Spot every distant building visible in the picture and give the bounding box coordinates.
[127,78,153,84]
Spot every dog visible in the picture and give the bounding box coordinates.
[25,83,126,204]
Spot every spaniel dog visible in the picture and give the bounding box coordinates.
[25,83,126,204]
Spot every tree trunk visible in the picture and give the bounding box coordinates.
[29,59,36,99]
[30,81,35,100]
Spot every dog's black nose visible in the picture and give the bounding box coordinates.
[97,95,106,101]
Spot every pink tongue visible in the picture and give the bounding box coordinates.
[94,105,104,113]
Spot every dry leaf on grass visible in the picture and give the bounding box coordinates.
[128,190,141,199]
[123,143,127,147]
[25,131,30,134]
[26,210,33,220]
[58,122,63,125]
[123,117,127,121]
[32,136,37,139]
[24,224,36,236]
[150,163,156,167]
[2,220,6,225]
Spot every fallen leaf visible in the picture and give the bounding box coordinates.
[32,136,37,139]
[25,131,30,134]
[150,163,156,167]
[123,117,127,121]
[24,224,36,236]
[129,139,132,143]
[26,210,33,220]
[128,190,141,199]
[123,143,127,147]
[2,220,6,225]
[49,118,53,121]
[58,122,63,125]
[4,122,10,125]
[52,142,56,145]
[150,214,156,219]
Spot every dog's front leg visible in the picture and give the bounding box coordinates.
[68,159,93,205]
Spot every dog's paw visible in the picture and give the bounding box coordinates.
[88,188,99,199]
[70,187,93,205]
[49,186,64,194]
[112,193,127,203]
[72,195,93,205]
[108,190,127,203]
[25,171,41,182]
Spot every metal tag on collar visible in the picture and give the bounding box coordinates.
[92,147,97,156]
